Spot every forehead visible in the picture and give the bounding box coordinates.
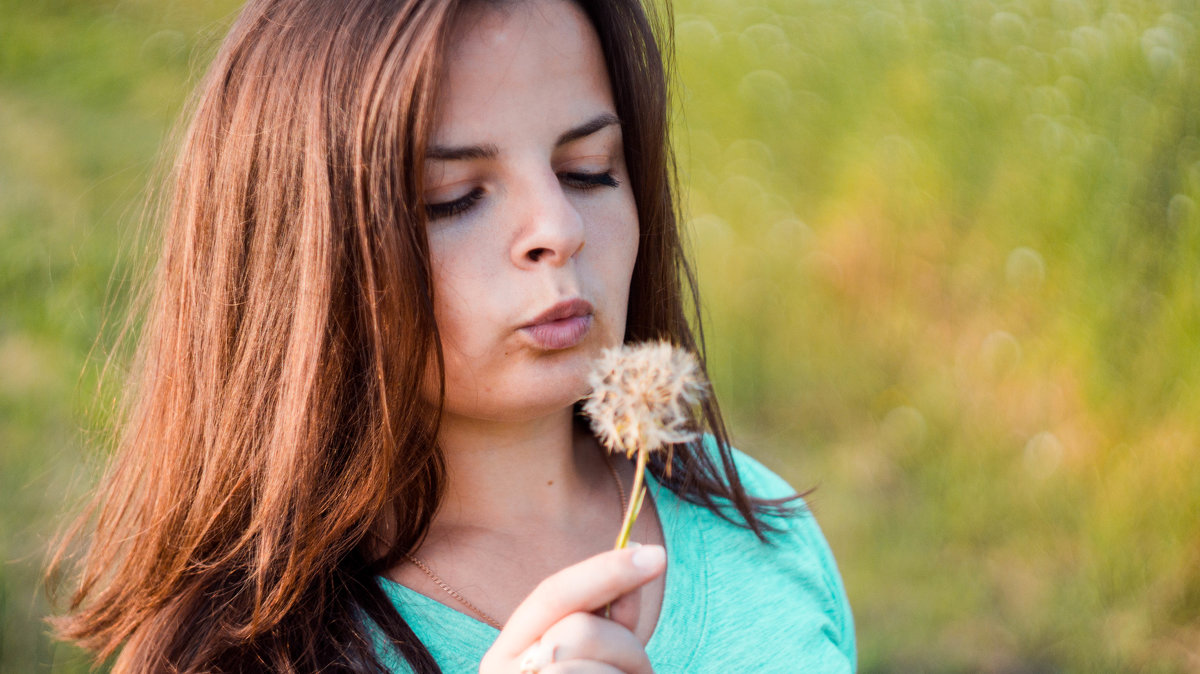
[433,0,615,146]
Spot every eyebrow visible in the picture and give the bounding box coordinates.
[555,112,621,146]
[425,112,621,161]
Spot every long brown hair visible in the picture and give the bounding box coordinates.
[49,0,796,671]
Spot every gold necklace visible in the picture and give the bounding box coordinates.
[404,451,629,630]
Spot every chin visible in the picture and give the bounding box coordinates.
[507,370,596,421]
[460,393,587,424]
[521,369,593,413]
[438,325,623,423]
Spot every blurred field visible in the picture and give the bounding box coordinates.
[2,0,1198,671]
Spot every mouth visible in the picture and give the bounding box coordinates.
[520,298,595,350]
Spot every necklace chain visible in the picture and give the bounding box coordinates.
[404,451,630,630]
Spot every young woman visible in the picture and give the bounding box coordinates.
[51,0,855,672]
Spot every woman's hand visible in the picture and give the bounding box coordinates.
[479,545,665,674]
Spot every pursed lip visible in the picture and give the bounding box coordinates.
[523,298,595,328]
[519,298,595,350]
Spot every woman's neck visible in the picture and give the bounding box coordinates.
[432,407,612,535]
[390,406,664,642]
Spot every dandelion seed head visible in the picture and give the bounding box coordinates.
[582,341,708,456]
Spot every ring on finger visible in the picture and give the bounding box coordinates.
[518,639,557,673]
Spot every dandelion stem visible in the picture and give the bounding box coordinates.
[613,447,648,549]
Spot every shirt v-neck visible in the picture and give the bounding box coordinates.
[377,468,710,671]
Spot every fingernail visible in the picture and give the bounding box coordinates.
[628,541,642,548]
[631,544,665,570]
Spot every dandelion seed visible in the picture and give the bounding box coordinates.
[583,341,707,456]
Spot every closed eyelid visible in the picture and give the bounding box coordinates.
[422,166,487,200]
[424,177,477,194]
[425,115,621,171]
[557,159,614,175]
[559,154,612,163]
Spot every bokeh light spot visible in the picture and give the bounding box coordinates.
[1023,431,1063,478]
[1006,247,1047,291]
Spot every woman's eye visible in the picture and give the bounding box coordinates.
[425,187,484,220]
[424,173,616,220]
[559,170,620,190]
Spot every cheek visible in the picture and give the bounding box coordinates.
[610,196,641,284]
[423,227,510,408]
[585,195,639,338]
[583,190,639,264]
[426,230,489,345]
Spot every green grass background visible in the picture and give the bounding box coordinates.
[2,0,1198,671]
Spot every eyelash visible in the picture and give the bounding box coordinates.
[426,187,484,220]
[424,171,620,220]
[560,170,620,190]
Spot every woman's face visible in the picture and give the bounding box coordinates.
[424,0,639,425]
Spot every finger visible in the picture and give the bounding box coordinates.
[542,612,652,674]
[490,545,666,658]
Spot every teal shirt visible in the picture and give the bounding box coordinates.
[377,446,856,672]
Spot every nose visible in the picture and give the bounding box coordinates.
[510,170,585,269]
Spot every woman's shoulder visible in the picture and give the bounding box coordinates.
[713,438,799,498]
[703,438,847,581]
[692,434,806,509]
